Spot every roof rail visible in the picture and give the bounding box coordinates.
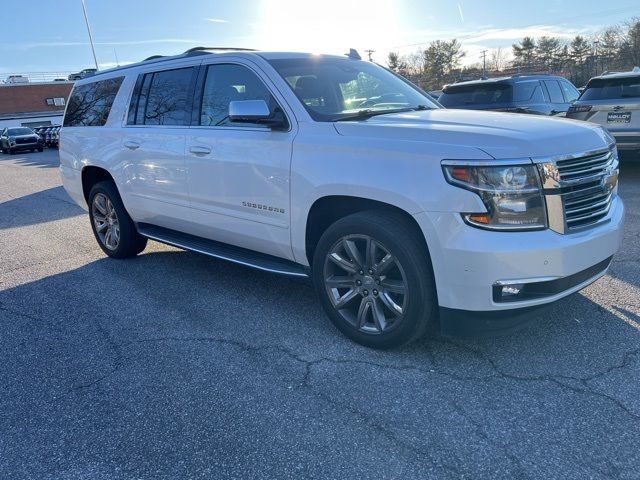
[183,46,257,55]
[90,47,258,78]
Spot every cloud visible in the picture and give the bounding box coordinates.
[206,18,229,23]
[462,25,591,43]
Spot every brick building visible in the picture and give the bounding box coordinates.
[0,82,73,128]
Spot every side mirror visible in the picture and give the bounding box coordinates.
[229,100,287,130]
[229,100,271,121]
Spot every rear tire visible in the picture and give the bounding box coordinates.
[312,210,437,349]
[8,148,14,155]
[88,181,147,259]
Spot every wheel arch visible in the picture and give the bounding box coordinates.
[304,195,430,267]
[81,166,115,203]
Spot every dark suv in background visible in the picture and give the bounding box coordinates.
[0,127,44,154]
[438,75,580,116]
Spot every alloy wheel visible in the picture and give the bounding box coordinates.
[323,234,408,334]
[92,193,120,251]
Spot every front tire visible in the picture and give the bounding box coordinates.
[313,211,437,349]
[88,181,147,259]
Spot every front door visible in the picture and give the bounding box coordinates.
[185,61,296,260]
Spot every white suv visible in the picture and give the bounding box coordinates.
[59,48,624,348]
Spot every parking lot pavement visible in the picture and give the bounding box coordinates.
[0,149,639,479]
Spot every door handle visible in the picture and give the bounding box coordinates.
[189,145,212,156]
[124,141,140,150]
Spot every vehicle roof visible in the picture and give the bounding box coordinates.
[87,49,358,81]
[589,71,640,81]
[443,74,566,90]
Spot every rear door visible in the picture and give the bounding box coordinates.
[542,79,569,115]
[118,64,199,231]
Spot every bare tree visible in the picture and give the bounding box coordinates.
[489,47,506,72]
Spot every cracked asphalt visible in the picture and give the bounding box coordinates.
[1,149,640,479]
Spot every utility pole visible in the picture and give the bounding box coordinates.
[81,0,99,70]
[593,39,599,76]
[480,49,488,78]
[114,48,120,67]
[364,49,375,61]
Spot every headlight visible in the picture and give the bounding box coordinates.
[442,162,547,231]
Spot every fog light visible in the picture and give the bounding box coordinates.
[501,284,524,297]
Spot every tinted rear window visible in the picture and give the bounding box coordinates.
[439,83,512,106]
[127,67,196,126]
[63,77,124,127]
[581,76,640,100]
[513,81,544,102]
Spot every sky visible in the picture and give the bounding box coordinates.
[0,0,638,75]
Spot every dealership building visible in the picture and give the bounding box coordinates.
[0,82,73,129]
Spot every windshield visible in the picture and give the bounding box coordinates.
[581,76,640,100]
[439,83,513,106]
[7,128,33,136]
[267,57,438,121]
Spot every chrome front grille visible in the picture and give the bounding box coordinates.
[555,150,615,181]
[535,147,619,234]
[563,183,613,230]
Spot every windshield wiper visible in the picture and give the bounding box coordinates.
[334,106,432,122]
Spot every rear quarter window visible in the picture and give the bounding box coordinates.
[581,76,640,101]
[63,76,124,127]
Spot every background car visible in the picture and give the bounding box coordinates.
[566,70,640,151]
[68,68,97,81]
[4,75,29,84]
[0,127,44,153]
[438,75,580,115]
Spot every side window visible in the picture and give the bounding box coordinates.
[560,81,580,103]
[199,64,279,127]
[514,82,544,103]
[128,67,196,126]
[543,80,564,103]
[63,76,124,127]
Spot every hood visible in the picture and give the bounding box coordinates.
[333,109,612,159]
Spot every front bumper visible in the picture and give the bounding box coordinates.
[10,141,42,151]
[414,196,624,331]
